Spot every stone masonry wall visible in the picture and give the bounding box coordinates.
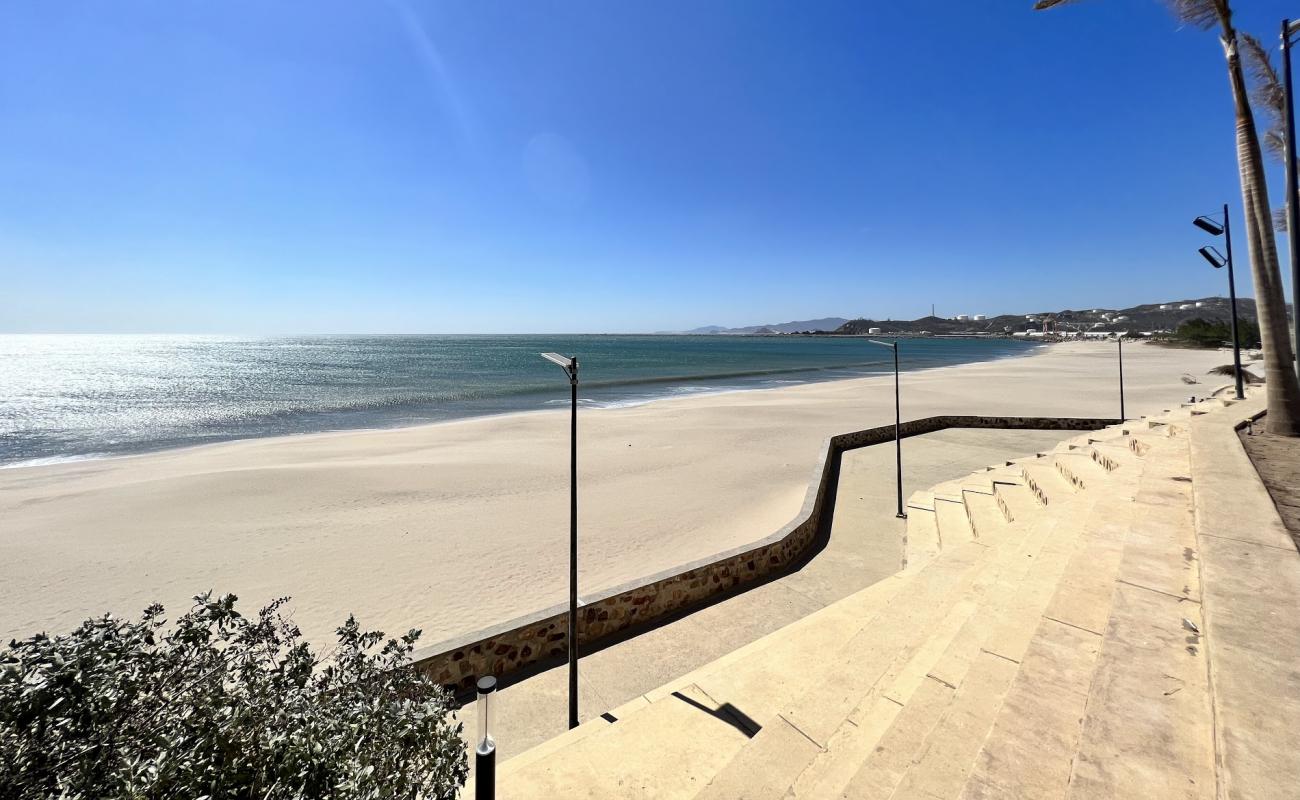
[412,415,1118,691]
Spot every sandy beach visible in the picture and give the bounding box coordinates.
[0,341,1231,653]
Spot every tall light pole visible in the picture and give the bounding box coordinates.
[1194,208,1246,400]
[540,351,580,730]
[866,339,905,519]
[1117,334,1126,420]
[1282,19,1300,373]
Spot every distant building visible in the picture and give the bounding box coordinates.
[867,327,882,335]
[955,314,970,321]
[1195,301,1206,307]
[973,314,986,321]
[1159,304,1171,310]
[1114,315,1129,321]
[1179,303,1194,310]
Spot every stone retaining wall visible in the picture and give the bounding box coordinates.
[412,415,1118,691]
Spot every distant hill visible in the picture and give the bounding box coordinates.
[675,317,850,335]
[835,297,1268,336]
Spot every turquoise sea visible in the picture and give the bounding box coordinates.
[0,334,1039,467]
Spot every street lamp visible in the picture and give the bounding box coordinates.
[866,339,905,519]
[540,351,580,730]
[475,675,497,800]
[1281,18,1300,374]
[1192,207,1246,400]
[1116,333,1126,420]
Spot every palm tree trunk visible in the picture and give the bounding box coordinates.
[1221,26,1300,435]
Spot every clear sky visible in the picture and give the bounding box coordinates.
[1,1,1295,333]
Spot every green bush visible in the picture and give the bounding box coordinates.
[0,593,468,799]
[1173,317,1261,348]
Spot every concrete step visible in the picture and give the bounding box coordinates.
[906,489,936,513]
[963,489,1009,543]
[495,681,754,799]
[493,574,914,796]
[1052,451,1109,491]
[958,435,1215,800]
[692,482,1101,800]
[992,480,1039,526]
[957,468,1143,799]
[903,503,940,572]
[1017,457,1077,507]
[836,492,1105,799]
[934,495,975,545]
[1085,440,1139,471]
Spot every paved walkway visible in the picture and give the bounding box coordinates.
[461,427,1069,769]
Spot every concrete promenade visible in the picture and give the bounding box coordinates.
[472,389,1300,799]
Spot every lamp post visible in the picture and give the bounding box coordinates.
[1117,334,1126,420]
[1193,207,1246,400]
[1282,19,1300,374]
[540,352,580,730]
[475,675,497,800]
[866,339,905,519]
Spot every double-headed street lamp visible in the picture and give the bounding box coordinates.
[1193,208,1246,400]
[1281,19,1300,374]
[540,351,580,730]
[866,339,905,519]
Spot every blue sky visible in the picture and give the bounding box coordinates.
[1,1,1295,333]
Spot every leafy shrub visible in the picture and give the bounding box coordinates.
[1174,317,1261,348]
[0,593,468,799]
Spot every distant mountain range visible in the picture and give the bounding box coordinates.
[671,298,1277,337]
[666,317,851,335]
[836,298,1262,336]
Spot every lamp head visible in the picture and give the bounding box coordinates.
[540,352,575,369]
[1193,216,1224,236]
[1198,246,1227,269]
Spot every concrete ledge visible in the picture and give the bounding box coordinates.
[413,415,1120,691]
[1189,399,1300,799]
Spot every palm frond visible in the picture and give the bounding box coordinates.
[1033,0,1080,9]
[1275,206,1289,233]
[1242,33,1286,128]
[1162,0,1229,31]
[1265,129,1287,159]
[1241,33,1283,101]
[1209,364,1263,383]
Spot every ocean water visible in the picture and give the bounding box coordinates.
[0,334,1038,467]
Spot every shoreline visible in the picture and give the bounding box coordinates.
[0,342,1047,473]
[0,340,1227,655]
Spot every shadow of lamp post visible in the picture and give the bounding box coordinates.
[540,351,580,730]
[866,339,905,519]
[1193,207,1246,400]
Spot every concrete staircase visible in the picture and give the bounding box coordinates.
[487,402,1247,799]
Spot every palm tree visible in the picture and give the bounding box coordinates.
[1035,0,1300,435]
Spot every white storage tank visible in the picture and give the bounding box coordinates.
[973,314,986,321]
[955,314,970,321]
[867,327,882,335]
